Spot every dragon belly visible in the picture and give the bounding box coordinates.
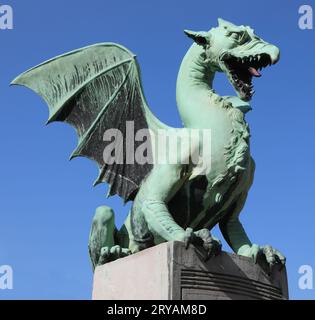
[170,155,253,232]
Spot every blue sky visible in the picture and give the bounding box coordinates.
[0,0,314,300]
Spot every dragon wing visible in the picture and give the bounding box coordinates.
[12,43,171,202]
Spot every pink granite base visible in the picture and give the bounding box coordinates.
[92,241,289,300]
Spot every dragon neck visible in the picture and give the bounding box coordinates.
[176,43,223,127]
[176,44,251,184]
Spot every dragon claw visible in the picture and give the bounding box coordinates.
[248,244,286,271]
[259,245,286,271]
[197,229,222,260]
[184,227,222,260]
[98,245,131,265]
[184,227,203,249]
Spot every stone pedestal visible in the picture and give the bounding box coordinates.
[92,241,288,300]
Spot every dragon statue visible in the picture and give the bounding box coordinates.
[12,18,286,271]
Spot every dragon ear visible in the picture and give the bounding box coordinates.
[184,30,209,46]
[218,18,236,29]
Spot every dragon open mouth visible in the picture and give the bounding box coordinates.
[223,53,275,101]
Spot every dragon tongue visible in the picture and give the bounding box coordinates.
[248,67,261,77]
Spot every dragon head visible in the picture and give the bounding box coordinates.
[184,18,280,101]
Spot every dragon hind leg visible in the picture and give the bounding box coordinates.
[88,206,130,270]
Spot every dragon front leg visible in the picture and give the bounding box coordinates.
[219,193,286,269]
[130,164,221,257]
[130,164,192,251]
[130,198,187,252]
[131,199,222,258]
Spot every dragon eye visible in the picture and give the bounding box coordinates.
[229,32,240,40]
[229,31,251,45]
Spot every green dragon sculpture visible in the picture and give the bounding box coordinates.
[12,18,285,270]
